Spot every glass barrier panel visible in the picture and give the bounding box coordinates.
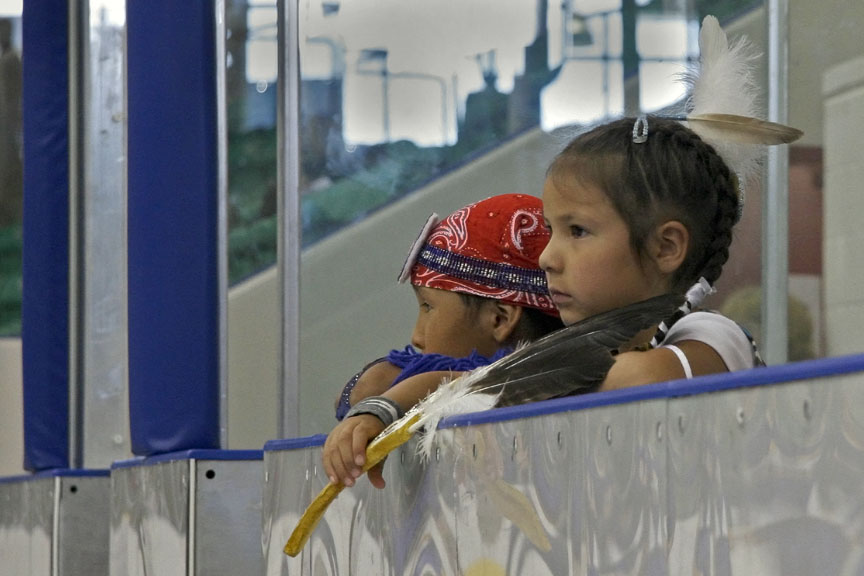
[225,0,282,448]
[226,0,279,284]
[0,8,22,337]
[294,0,770,436]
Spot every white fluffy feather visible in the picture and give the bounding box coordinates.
[681,15,764,185]
[408,364,501,462]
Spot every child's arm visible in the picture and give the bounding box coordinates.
[323,370,458,489]
[600,340,728,391]
[349,361,403,405]
[335,359,404,420]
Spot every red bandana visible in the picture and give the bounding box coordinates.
[398,194,557,315]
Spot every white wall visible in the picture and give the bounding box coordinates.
[227,267,280,449]
[789,0,864,148]
[0,338,23,475]
[823,55,864,356]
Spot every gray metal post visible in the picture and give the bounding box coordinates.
[763,0,790,365]
[68,0,86,469]
[69,0,133,468]
[215,0,230,449]
[277,0,301,438]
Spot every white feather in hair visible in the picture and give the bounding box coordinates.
[681,15,765,185]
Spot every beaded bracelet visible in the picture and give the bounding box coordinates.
[343,396,405,427]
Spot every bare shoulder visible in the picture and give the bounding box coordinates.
[600,340,728,391]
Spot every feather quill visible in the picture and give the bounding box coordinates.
[683,113,803,146]
[409,293,685,460]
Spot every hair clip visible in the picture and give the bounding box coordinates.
[632,115,648,144]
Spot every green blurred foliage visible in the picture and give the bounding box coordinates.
[720,285,816,362]
[228,127,278,284]
[227,121,503,283]
[0,224,22,336]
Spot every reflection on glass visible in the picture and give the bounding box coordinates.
[293,0,773,435]
[226,0,278,284]
[296,0,747,247]
[223,0,763,283]
[0,11,22,336]
[299,0,553,246]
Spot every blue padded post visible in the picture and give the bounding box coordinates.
[21,0,70,471]
[126,0,221,455]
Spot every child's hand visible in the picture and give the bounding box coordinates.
[322,414,386,489]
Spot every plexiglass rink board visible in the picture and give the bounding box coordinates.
[110,457,263,576]
[0,475,110,576]
[264,369,864,575]
[0,478,52,576]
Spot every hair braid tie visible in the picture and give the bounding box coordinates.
[650,277,716,348]
[685,276,716,308]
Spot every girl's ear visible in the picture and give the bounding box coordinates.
[651,220,689,275]
[490,303,524,344]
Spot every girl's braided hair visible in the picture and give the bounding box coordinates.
[547,115,740,344]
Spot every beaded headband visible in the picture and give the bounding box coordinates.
[398,194,557,315]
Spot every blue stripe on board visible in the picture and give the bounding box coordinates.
[0,469,110,484]
[111,450,262,470]
[261,354,864,452]
[264,434,329,452]
[441,353,864,428]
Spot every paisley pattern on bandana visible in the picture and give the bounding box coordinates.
[428,205,469,252]
[510,209,539,251]
[404,194,557,315]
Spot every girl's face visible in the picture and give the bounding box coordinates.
[539,175,668,326]
[411,286,499,358]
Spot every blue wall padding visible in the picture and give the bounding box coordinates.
[126,0,221,455]
[21,0,70,472]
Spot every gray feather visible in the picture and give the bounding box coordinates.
[467,293,685,407]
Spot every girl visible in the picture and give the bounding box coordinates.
[327,193,562,487]
[541,115,763,390]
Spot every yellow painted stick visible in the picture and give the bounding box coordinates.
[283,413,421,557]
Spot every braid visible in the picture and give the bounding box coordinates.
[647,120,739,346]
[698,162,738,286]
[667,124,738,289]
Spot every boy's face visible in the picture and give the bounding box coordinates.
[410,286,499,358]
[539,175,668,326]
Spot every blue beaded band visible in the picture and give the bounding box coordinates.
[335,357,388,421]
[417,244,548,294]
